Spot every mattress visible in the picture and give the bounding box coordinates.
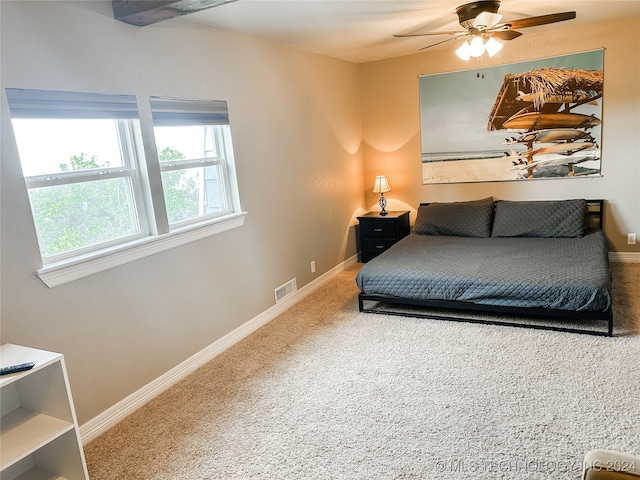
[355,230,612,313]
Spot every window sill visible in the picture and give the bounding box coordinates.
[37,212,248,288]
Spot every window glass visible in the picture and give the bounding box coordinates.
[12,118,124,175]
[28,177,140,256]
[154,125,219,161]
[151,97,236,228]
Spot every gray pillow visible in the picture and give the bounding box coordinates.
[413,197,494,238]
[491,199,587,238]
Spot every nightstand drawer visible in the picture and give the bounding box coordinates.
[362,237,397,254]
[360,221,396,238]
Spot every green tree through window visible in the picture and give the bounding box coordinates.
[158,146,200,223]
[31,148,196,256]
[29,153,133,255]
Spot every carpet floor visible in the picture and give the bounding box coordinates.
[84,263,640,479]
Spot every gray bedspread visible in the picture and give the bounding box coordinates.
[355,230,612,312]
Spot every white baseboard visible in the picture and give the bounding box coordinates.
[609,252,640,263]
[79,255,358,445]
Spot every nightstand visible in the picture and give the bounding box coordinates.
[357,211,410,262]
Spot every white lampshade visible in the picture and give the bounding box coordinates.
[372,175,391,193]
[469,36,485,57]
[457,36,503,61]
[485,37,503,57]
[455,41,471,61]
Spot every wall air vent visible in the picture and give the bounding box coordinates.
[274,278,297,303]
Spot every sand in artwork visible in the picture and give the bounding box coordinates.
[422,156,521,184]
[423,154,602,184]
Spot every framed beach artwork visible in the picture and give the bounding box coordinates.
[419,50,604,184]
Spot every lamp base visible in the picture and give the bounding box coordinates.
[379,193,388,215]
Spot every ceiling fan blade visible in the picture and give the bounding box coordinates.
[394,31,463,38]
[473,11,502,30]
[504,12,576,30]
[419,36,465,51]
[491,29,523,41]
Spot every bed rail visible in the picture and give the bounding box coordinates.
[358,294,613,337]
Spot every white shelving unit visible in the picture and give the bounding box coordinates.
[1,344,89,480]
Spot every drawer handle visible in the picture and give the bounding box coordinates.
[373,228,383,232]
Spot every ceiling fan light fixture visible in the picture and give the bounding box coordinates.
[469,36,485,57]
[484,36,503,57]
[455,41,472,60]
[398,2,577,61]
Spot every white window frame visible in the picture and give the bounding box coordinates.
[159,156,229,226]
[150,96,241,230]
[22,118,150,263]
[6,89,246,288]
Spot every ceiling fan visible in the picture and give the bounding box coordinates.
[394,1,576,59]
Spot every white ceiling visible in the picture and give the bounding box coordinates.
[185,0,640,63]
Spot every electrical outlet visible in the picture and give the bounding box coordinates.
[310,261,316,273]
[628,233,637,245]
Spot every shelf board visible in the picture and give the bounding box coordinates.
[0,408,74,469]
[14,465,69,480]
[0,345,62,388]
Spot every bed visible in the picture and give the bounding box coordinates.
[356,198,614,336]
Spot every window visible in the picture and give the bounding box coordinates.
[7,90,147,260]
[6,89,244,286]
[150,97,236,228]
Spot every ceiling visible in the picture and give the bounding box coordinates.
[184,0,640,63]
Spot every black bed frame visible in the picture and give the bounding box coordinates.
[358,200,614,337]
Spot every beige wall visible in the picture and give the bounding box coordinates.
[0,1,363,423]
[359,16,640,253]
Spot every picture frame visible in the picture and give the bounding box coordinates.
[419,50,604,184]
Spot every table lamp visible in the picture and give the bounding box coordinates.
[372,175,391,216]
